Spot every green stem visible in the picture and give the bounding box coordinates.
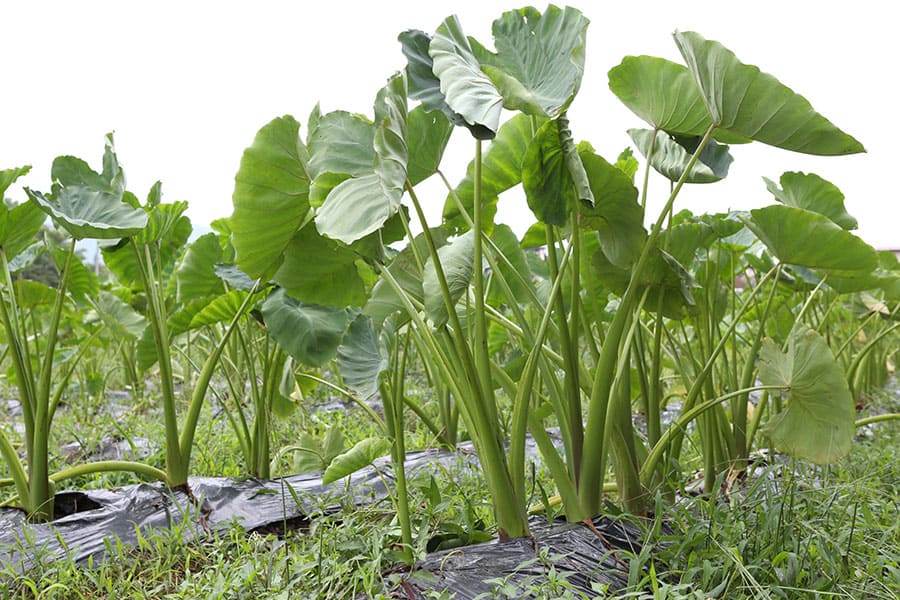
[639,128,660,218]
[509,243,574,508]
[732,268,780,469]
[50,461,169,486]
[846,321,900,398]
[385,332,413,564]
[667,265,779,464]
[177,286,260,480]
[405,174,527,538]
[579,124,718,514]
[134,241,184,483]
[640,386,786,482]
[0,431,29,513]
[545,225,583,483]
[29,239,77,520]
[855,413,900,427]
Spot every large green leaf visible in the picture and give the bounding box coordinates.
[1,201,46,259]
[364,228,448,326]
[133,199,189,245]
[399,29,493,140]
[215,264,257,291]
[24,137,144,240]
[91,290,147,340]
[744,206,876,274]
[591,247,695,319]
[629,128,733,184]
[444,114,538,231]
[0,165,30,197]
[7,241,43,273]
[758,325,855,463]
[261,288,354,367]
[522,119,577,226]
[764,171,857,230]
[231,115,310,279]
[316,74,408,245]
[474,5,588,118]
[673,31,864,155]
[51,246,99,304]
[488,224,532,305]
[0,166,31,244]
[423,230,474,327]
[189,290,258,329]
[337,314,390,399]
[273,224,367,307]
[175,233,224,302]
[307,110,374,182]
[663,221,717,267]
[608,56,748,144]
[429,15,503,139]
[51,157,112,194]
[103,204,192,289]
[407,105,453,186]
[578,150,645,269]
[795,266,900,297]
[322,437,391,484]
[609,56,711,137]
[25,187,147,240]
[12,279,57,309]
[52,134,125,198]
[315,174,397,245]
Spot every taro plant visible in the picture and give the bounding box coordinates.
[227,4,876,542]
[91,149,263,490]
[0,146,169,522]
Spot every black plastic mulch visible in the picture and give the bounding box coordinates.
[394,514,662,598]
[0,446,476,573]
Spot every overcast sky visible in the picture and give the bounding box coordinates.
[3,1,896,248]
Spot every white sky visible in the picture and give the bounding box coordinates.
[3,1,896,248]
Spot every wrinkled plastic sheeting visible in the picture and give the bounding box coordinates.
[0,445,483,572]
[397,515,657,598]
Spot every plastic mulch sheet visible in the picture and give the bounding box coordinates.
[395,515,658,598]
[0,445,479,572]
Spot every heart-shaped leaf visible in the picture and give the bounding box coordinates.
[337,314,391,399]
[1,199,46,260]
[608,56,748,143]
[316,74,408,245]
[578,149,645,270]
[407,105,453,186]
[307,110,375,182]
[758,325,855,463]
[400,29,489,140]
[261,288,355,367]
[744,206,876,274]
[231,115,310,279]
[91,290,147,340]
[629,128,733,184]
[429,15,503,139]
[423,230,475,327]
[273,224,368,307]
[175,233,224,302]
[764,171,857,230]
[25,187,147,240]
[476,5,588,118]
[189,290,258,329]
[674,31,864,155]
[522,119,578,226]
[322,437,391,484]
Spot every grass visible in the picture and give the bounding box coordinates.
[1,371,899,598]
